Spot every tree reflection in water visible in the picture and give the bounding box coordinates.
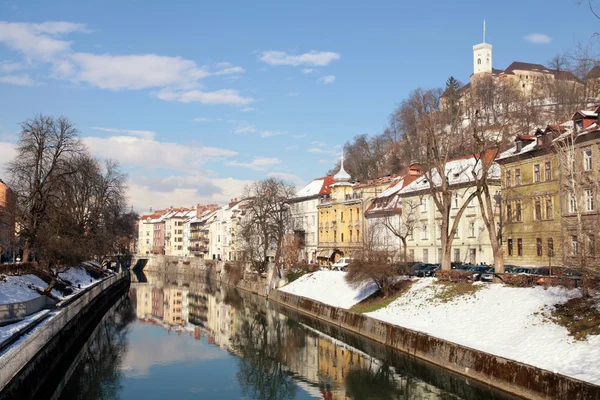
[57,297,135,400]
[233,312,298,400]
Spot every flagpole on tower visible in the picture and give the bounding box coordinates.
[483,19,486,43]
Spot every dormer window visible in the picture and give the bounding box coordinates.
[516,141,523,152]
[575,119,583,131]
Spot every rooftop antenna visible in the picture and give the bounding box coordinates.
[483,19,486,43]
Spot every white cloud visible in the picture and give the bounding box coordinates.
[287,92,300,97]
[192,117,211,122]
[0,61,21,73]
[83,133,237,174]
[318,75,335,84]
[267,172,304,185]
[302,68,314,74]
[292,134,306,139]
[285,145,299,150]
[309,147,337,155]
[155,88,254,105]
[227,157,281,171]
[523,33,552,44]
[240,107,255,112]
[0,141,17,176]
[259,50,340,66]
[0,73,35,86]
[312,141,326,147]
[319,159,331,165]
[234,123,256,134]
[212,65,245,75]
[260,130,286,138]
[0,21,87,60]
[91,126,156,140]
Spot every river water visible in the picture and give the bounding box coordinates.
[54,272,518,400]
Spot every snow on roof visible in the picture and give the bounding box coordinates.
[498,139,538,161]
[399,155,500,195]
[294,176,334,198]
[576,110,597,117]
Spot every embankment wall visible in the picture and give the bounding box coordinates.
[269,289,600,400]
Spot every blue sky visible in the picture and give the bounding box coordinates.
[0,0,597,211]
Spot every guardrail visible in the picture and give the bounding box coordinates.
[0,271,127,391]
[0,295,54,324]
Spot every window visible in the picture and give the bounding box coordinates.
[470,249,476,264]
[341,212,344,222]
[436,223,441,239]
[545,162,552,180]
[421,198,428,212]
[409,249,415,261]
[334,230,337,242]
[536,238,543,256]
[507,239,513,256]
[586,189,594,211]
[548,238,554,257]
[534,164,540,182]
[423,249,429,263]
[589,235,596,257]
[584,149,593,171]
[546,199,553,219]
[505,170,511,187]
[516,201,522,222]
[517,239,523,256]
[349,230,353,242]
[535,199,542,220]
[571,235,578,256]
[421,224,428,240]
[569,193,577,213]
[454,248,461,262]
[477,58,481,65]
[515,169,521,185]
[453,192,459,208]
[507,203,513,222]
[356,229,360,241]
[341,233,344,242]
[468,221,475,237]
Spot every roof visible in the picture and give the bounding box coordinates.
[586,65,600,79]
[365,173,422,215]
[294,176,334,198]
[399,154,500,195]
[503,61,551,75]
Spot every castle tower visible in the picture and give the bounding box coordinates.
[473,20,492,75]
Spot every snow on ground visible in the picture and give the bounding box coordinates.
[0,310,49,344]
[365,278,600,385]
[280,270,378,308]
[281,275,600,385]
[0,274,51,304]
[58,267,96,289]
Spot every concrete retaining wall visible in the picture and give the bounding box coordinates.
[0,272,128,392]
[269,289,600,400]
[0,296,54,324]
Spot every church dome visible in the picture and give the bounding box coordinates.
[334,154,351,183]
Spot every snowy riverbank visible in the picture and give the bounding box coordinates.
[279,271,600,385]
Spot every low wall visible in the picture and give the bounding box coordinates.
[0,272,128,394]
[0,296,54,324]
[135,254,213,275]
[269,290,600,400]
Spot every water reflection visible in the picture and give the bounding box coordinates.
[56,272,516,400]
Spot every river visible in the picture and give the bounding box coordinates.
[52,272,519,400]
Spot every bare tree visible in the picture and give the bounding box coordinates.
[7,115,84,262]
[382,198,420,267]
[239,178,295,273]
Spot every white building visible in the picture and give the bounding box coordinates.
[399,155,501,265]
[164,209,195,256]
[289,176,334,264]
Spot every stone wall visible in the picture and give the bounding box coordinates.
[268,289,600,400]
[136,255,214,275]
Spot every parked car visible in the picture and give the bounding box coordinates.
[415,265,440,277]
[411,263,431,274]
[514,267,533,274]
[331,258,353,271]
[468,266,488,281]
[481,267,495,282]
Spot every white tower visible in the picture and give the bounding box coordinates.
[473,20,492,75]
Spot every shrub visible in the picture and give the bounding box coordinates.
[498,273,538,287]
[435,270,473,283]
[224,262,244,285]
[286,265,309,283]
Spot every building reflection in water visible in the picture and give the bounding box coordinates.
[127,272,477,400]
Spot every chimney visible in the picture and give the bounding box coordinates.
[408,162,422,176]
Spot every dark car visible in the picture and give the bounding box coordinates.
[468,266,488,281]
[481,267,495,282]
[416,265,440,277]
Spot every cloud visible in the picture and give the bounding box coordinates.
[259,50,340,66]
[260,130,286,138]
[83,132,237,174]
[91,126,156,140]
[302,68,314,74]
[0,74,35,86]
[155,88,254,105]
[234,123,256,134]
[0,61,21,73]
[287,92,300,97]
[0,21,88,60]
[212,65,245,75]
[267,172,304,185]
[192,117,211,122]
[311,141,326,147]
[292,134,306,139]
[309,147,337,155]
[523,33,552,44]
[318,75,335,84]
[240,107,255,112]
[226,157,281,171]
[319,159,331,165]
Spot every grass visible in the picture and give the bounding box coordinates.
[550,296,600,340]
[350,280,413,314]
[432,281,482,303]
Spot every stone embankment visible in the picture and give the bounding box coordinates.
[268,289,600,400]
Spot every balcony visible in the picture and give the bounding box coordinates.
[189,246,208,254]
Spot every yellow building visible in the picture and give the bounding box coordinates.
[317,157,398,265]
[497,128,563,267]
